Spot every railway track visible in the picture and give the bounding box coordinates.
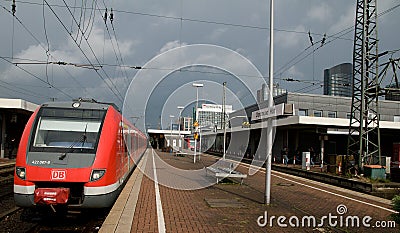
[23,208,107,233]
[0,175,39,233]
[0,163,102,232]
[0,162,15,186]
[0,163,15,174]
[0,194,106,233]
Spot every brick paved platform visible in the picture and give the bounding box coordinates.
[100,149,399,232]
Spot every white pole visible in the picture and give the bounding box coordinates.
[199,127,202,161]
[265,0,274,205]
[178,106,184,152]
[178,116,181,151]
[194,87,198,163]
[170,115,174,150]
[223,82,226,160]
[192,83,203,163]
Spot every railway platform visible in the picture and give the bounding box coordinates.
[100,148,398,232]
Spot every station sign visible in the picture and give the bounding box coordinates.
[251,103,294,121]
[201,104,233,112]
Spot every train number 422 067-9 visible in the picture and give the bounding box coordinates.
[31,160,51,165]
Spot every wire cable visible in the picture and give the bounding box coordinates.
[60,0,124,101]
[0,56,74,99]
[0,79,51,100]
[103,4,131,87]
[1,2,90,98]
[2,0,399,101]
[1,0,354,41]
[44,0,124,103]
[274,2,400,78]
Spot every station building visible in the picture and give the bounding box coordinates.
[0,98,38,158]
[147,129,191,151]
[196,104,233,130]
[205,92,400,165]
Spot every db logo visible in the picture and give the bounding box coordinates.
[51,170,66,180]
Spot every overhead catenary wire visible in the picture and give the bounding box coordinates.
[0,2,90,97]
[109,11,132,87]
[274,26,354,78]
[0,56,74,99]
[11,0,16,60]
[4,0,399,40]
[1,0,399,102]
[98,1,131,87]
[0,79,51,100]
[59,0,125,102]
[9,58,357,89]
[293,82,323,93]
[5,0,398,83]
[82,0,96,42]
[42,0,51,85]
[1,3,77,100]
[1,0,352,41]
[44,0,124,104]
[274,2,400,78]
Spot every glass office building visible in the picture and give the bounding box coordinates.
[197,104,233,130]
[324,63,353,97]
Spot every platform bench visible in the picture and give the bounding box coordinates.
[206,160,247,184]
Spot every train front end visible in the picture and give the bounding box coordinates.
[14,100,119,209]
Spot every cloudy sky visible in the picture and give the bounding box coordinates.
[0,0,399,130]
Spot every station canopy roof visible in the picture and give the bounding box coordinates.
[0,98,38,112]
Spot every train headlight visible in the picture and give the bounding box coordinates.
[90,169,106,182]
[16,167,26,180]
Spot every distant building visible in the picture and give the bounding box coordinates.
[181,117,193,131]
[257,83,287,103]
[197,104,233,130]
[324,63,353,97]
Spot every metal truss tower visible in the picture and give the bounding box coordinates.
[347,0,381,171]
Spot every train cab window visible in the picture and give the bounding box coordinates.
[30,108,106,153]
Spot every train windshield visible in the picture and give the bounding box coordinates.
[30,107,106,153]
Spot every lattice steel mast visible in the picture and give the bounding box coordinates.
[347,0,381,172]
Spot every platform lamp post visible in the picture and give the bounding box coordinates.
[265,0,274,205]
[177,106,184,152]
[199,123,202,161]
[192,83,203,163]
[169,115,174,149]
[222,82,227,160]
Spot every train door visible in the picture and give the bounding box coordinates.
[116,122,123,181]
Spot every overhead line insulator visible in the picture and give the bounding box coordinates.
[11,0,16,16]
[110,8,114,23]
[104,8,108,23]
[308,31,314,46]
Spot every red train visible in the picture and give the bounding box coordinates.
[14,99,147,209]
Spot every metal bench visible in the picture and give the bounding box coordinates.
[206,160,247,184]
